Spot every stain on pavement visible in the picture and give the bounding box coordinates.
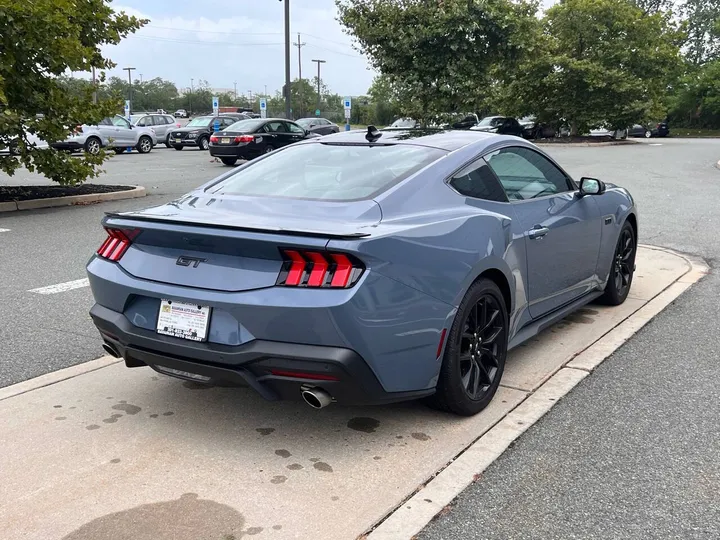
[347,417,380,433]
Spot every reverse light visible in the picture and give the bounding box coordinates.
[276,249,364,288]
[96,228,140,261]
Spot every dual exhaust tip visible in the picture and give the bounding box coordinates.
[301,387,333,409]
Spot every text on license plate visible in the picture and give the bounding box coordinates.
[156,300,211,342]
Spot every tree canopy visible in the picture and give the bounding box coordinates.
[0,0,146,185]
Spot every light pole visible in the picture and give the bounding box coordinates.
[190,78,194,115]
[123,66,135,111]
[311,59,325,115]
[283,0,291,119]
[234,81,237,99]
[294,33,306,117]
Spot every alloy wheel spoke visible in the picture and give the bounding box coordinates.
[480,346,498,367]
[484,325,502,344]
[480,309,499,334]
[471,361,482,396]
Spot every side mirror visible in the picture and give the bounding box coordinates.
[579,177,605,196]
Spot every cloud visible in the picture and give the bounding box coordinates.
[100,1,375,99]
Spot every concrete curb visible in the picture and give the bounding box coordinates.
[537,140,638,147]
[365,245,708,540]
[0,185,145,213]
[0,355,121,402]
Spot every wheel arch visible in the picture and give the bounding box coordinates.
[477,268,512,315]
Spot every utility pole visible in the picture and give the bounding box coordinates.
[294,32,306,117]
[264,84,268,98]
[234,81,237,99]
[283,0,291,119]
[190,78,194,115]
[311,59,326,114]
[123,67,135,111]
[139,73,143,84]
[92,66,97,104]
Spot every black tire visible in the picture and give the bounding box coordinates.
[84,137,101,155]
[198,136,209,151]
[264,145,274,154]
[173,145,183,151]
[220,157,238,166]
[164,134,172,148]
[113,147,125,154]
[137,136,153,154]
[599,221,636,306]
[427,278,508,416]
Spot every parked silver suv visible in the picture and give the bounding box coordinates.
[130,113,180,148]
[97,116,157,153]
[51,125,108,155]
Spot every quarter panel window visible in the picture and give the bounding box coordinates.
[449,159,507,202]
[485,147,571,200]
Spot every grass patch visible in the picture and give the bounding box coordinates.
[671,128,720,138]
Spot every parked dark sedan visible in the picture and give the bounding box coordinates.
[296,117,340,135]
[209,118,320,166]
[628,121,669,138]
[170,116,238,150]
[450,113,480,130]
[470,116,525,137]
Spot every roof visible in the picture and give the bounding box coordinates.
[314,128,498,152]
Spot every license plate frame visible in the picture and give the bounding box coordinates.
[156,299,211,342]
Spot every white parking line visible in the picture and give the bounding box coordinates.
[0,228,10,233]
[28,278,89,295]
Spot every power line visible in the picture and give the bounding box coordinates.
[304,41,363,58]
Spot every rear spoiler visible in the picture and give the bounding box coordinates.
[102,212,372,239]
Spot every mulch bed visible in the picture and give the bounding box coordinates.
[0,184,134,203]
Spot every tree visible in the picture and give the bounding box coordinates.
[367,75,400,125]
[0,0,147,185]
[682,0,720,66]
[630,0,674,15]
[336,0,541,124]
[669,59,720,127]
[499,0,684,135]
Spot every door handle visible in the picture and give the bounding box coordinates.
[527,226,549,239]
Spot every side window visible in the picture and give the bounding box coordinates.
[112,116,130,128]
[449,159,507,202]
[485,147,571,201]
[264,121,285,133]
[99,117,113,126]
[137,116,150,127]
[286,122,304,134]
[151,115,164,126]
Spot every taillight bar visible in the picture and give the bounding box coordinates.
[96,227,140,261]
[276,249,364,288]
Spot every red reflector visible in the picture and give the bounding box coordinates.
[284,250,306,286]
[330,253,353,287]
[97,228,140,262]
[210,135,219,143]
[436,328,447,358]
[306,252,329,287]
[235,135,254,143]
[270,369,339,381]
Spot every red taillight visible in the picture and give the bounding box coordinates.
[276,249,364,288]
[210,135,219,143]
[269,369,339,381]
[235,135,254,143]
[96,228,140,261]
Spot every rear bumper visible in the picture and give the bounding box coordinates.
[209,144,254,158]
[91,303,433,405]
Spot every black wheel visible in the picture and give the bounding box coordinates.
[600,221,636,305]
[84,137,101,155]
[112,147,125,154]
[173,145,183,151]
[137,136,152,154]
[264,145,274,154]
[164,134,172,148]
[427,279,508,416]
[220,157,238,166]
[198,137,209,151]
[644,130,652,138]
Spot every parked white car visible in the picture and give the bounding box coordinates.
[589,126,628,139]
[7,127,50,155]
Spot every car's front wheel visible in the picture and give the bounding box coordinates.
[644,130,652,138]
[84,137,101,155]
[137,136,153,154]
[198,137,210,151]
[164,134,172,148]
[600,221,636,305]
[428,278,508,416]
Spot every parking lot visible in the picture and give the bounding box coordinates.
[1,137,719,539]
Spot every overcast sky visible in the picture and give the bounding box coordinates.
[105,0,557,98]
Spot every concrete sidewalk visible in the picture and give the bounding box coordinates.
[0,246,704,540]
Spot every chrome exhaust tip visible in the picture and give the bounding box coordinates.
[301,387,333,409]
[102,342,121,358]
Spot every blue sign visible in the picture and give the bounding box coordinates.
[259,99,267,110]
[343,97,352,109]
[213,119,220,132]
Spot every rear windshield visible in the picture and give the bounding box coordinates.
[226,119,265,132]
[208,142,445,201]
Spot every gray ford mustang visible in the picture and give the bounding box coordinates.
[87,127,637,416]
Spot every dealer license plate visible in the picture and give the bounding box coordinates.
[221,137,230,144]
[156,300,211,342]
[175,138,182,143]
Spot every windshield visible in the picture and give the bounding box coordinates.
[208,142,445,201]
[187,117,213,127]
[390,118,418,128]
[226,119,265,132]
[478,117,503,127]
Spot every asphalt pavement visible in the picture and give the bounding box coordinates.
[419,137,720,539]
[1,137,718,538]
